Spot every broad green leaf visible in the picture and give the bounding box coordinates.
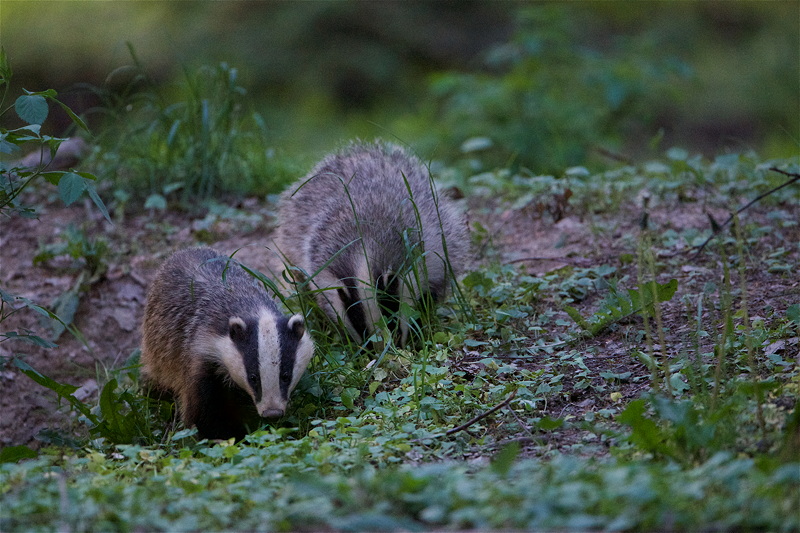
[58,172,86,205]
[46,289,80,341]
[14,94,48,125]
[787,304,800,326]
[617,399,668,456]
[491,441,520,476]
[144,193,167,210]
[537,416,564,430]
[97,379,127,440]
[461,136,493,153]
[0,139,19,154]
[171,428,198,441]
[0,445,37,463]
[41,171,66,185]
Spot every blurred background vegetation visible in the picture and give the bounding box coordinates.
[2,1,797,201]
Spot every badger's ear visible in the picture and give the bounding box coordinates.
[287,314,305,338]
[229,317,247,341]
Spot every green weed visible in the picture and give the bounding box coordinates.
[90,49,301,207]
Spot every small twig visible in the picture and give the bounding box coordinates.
[505,256,590,267]
[504,403,538,441]
[690,167,800,259]
[412,390,518,442]
[444,389,518,437]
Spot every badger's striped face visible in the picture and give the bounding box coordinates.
[220,311,314,419]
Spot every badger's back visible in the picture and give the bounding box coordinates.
[274,141,468,342]
[277,142,466,287]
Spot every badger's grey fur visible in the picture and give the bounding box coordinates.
[140,247,314,440]
[274,141,468,345]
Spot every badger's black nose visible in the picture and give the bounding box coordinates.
[260,408,285,418]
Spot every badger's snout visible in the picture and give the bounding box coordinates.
[260,408,285,418]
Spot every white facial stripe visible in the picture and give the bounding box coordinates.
[256,308,285,414]
[203,332,252,396]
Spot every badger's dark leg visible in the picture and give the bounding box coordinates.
[377,274,402,334]
[337,286,369,341]
[189,362,248,440]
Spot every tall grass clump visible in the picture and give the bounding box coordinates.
[90,50,301,208]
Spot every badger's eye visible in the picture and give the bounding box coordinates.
[280,371,291,384]
[248,373,257,382]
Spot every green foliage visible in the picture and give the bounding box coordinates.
[91,52,302,207]
[409,7,688,173]
[565,278,678,337]
[3,86,798,532]
[1,438,797,531]
[0,48,109,221]
[12,357,169,447]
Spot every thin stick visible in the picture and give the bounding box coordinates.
[691,168,800,259]
[412,390,518,442]
[444,389,518,436]
[505,256,590,267]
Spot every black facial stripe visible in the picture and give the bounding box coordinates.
[230,317,262,403]
[338,285,368,341]
[277,316,300,400]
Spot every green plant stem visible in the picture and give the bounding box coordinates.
[733,214,765,432]
[713,242,734,409]
[637,230,663,394]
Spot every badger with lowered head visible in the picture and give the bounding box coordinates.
[274,141,468,345]
[141,247,314,440]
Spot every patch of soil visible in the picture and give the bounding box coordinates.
[1,174,798,450]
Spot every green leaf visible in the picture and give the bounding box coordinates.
[15,94,48,125]
[564,305,590,331]
[1,330,57,349]
[490,440,520,476]
[52,98,89,133]
[0,46,12,83]
[0,139,19,154]
[13,358,97,423]
[144,194,167,210]
[787,304,800,326]
[46,289,80,341]
[41,171,66,186]
[170,428,198,441]
[87,183,112,224]
[340,387,359,409]
[0,445,37,463]
[97,379,127,439]
[13,357,79,396]
[536,416,564,430]
[58,172,86,206]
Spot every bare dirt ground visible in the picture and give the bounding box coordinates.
[1,178,798,450]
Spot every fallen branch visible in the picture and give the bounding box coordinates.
[505,256,592,267]
[412,390,518,442]
[690,167,800,259]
